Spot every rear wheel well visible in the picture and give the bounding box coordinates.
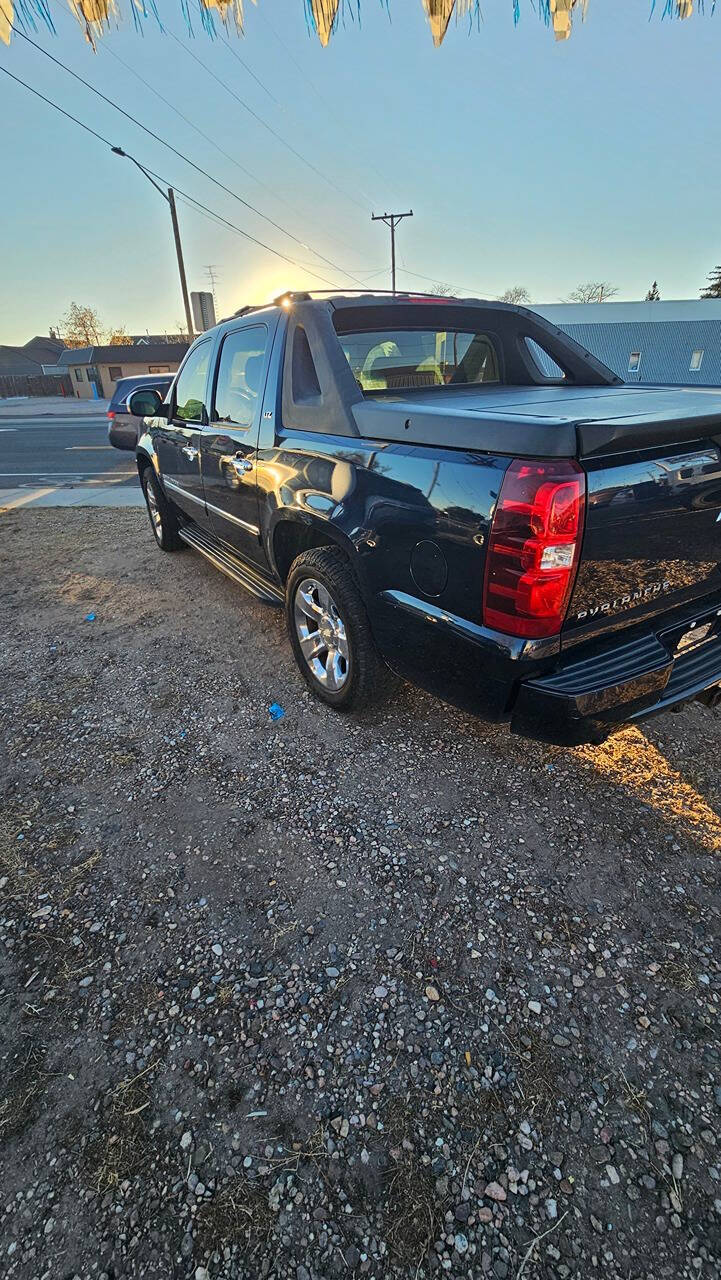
[273,521,341,584]
[137,453,152,480]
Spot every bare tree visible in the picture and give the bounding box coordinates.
[567,282,619,303]
[428,283,454,297]
[105,327,133,346]
[499,286,530,304]
[59,302,103,348]
[59,303,133,347]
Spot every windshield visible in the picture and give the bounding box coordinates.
[338,327,501,393]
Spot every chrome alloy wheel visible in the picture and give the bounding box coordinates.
[293,578,349,691]
[145,477,163,543]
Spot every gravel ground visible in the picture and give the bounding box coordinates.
[1,506,721,1280]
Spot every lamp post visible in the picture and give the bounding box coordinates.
[112,147,195,342]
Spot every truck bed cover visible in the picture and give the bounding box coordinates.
[352,385,721,459]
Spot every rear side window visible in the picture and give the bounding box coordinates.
[212,325,268,428]
[524,338,566,380]
[292,325,321,401]
[339,328,501,393]
[109,382,130,410]
[174,342,211,424]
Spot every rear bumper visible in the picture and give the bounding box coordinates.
[512,601,721,745]
[108,416,139,452]
[374,588,721,745]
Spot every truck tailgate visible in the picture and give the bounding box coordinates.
[565,441,721,646]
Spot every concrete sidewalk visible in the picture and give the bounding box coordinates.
[0,396,109,419]
[0,484,144,511]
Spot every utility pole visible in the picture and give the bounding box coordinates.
[111,148,194,341]
[371,210,413,295]
[168,188,195,343]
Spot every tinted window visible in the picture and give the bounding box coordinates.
[524,337,566,380]
[213,326,268,427]
[109,377,172,411]
[174,342,211,423]
[339,328,500,392]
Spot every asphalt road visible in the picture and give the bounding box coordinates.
[0,413,136,489]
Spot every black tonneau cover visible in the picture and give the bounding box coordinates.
[352,385,721,459]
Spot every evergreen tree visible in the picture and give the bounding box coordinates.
[645,281,661,301]
[700,267,721,299]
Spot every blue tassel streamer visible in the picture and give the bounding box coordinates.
[11,0,56,36]
[8,0,718,49]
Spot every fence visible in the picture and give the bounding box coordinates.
[0,373,74,399]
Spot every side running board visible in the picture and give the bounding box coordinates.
[178,522,284,607]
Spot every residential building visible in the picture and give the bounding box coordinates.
[55,342,189,399]
[534,300,721,385]
[0,335,70,397]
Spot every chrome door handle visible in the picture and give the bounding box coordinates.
[182,446,199,461]
[231,456,253,475]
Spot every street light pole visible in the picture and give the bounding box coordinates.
[167,187,195,344]
[112,147,195,341]
[371,210,413,295]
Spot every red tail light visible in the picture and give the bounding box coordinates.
[107,410,115,419]
[483,459,586,638]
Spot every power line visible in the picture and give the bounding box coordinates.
[96,38,363,262]
[168,31,368,214]
[11,27,367,285]
[396,266,493,297]
[0,65,343,288]
[146,168,344,286]
[0,63,114,148]
[174,193,336,277]
[216,31,283,109]
[255,4,401,209]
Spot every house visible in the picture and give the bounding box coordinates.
[534,300,721,385]
[55,342,189,399]
[0,335,70,397]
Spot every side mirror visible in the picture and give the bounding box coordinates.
[127,387,165,417]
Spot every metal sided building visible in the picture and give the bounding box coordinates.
[534,300,721,386]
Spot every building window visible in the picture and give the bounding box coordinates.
[74,368,84,382]
[690,350,704,372]
[108,366,122,381]
[628,351,642,373]
[149,365,170,373]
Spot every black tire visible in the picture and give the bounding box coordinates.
[285,546,390,711]
[141,466,181,552]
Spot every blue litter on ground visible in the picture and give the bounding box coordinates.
[84,613,96,622]
[269,703,285,720]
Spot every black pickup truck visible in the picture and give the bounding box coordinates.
[113,292,721,745]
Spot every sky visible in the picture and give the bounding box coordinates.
[0,0,719,344]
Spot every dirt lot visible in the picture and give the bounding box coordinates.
[1,506,720,1280]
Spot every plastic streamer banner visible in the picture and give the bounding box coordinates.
[0,0,715,47]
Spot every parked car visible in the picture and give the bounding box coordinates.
[107,374,173,451]
[116,292,721,745]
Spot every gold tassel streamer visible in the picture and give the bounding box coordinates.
[0,0,13,45]
[549,0,589,41]
[422,0,457,46]
[310,0,340,45]
[203,0,245,33]
[68,0,117,47]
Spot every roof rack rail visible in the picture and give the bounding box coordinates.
[220,288,499,323]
